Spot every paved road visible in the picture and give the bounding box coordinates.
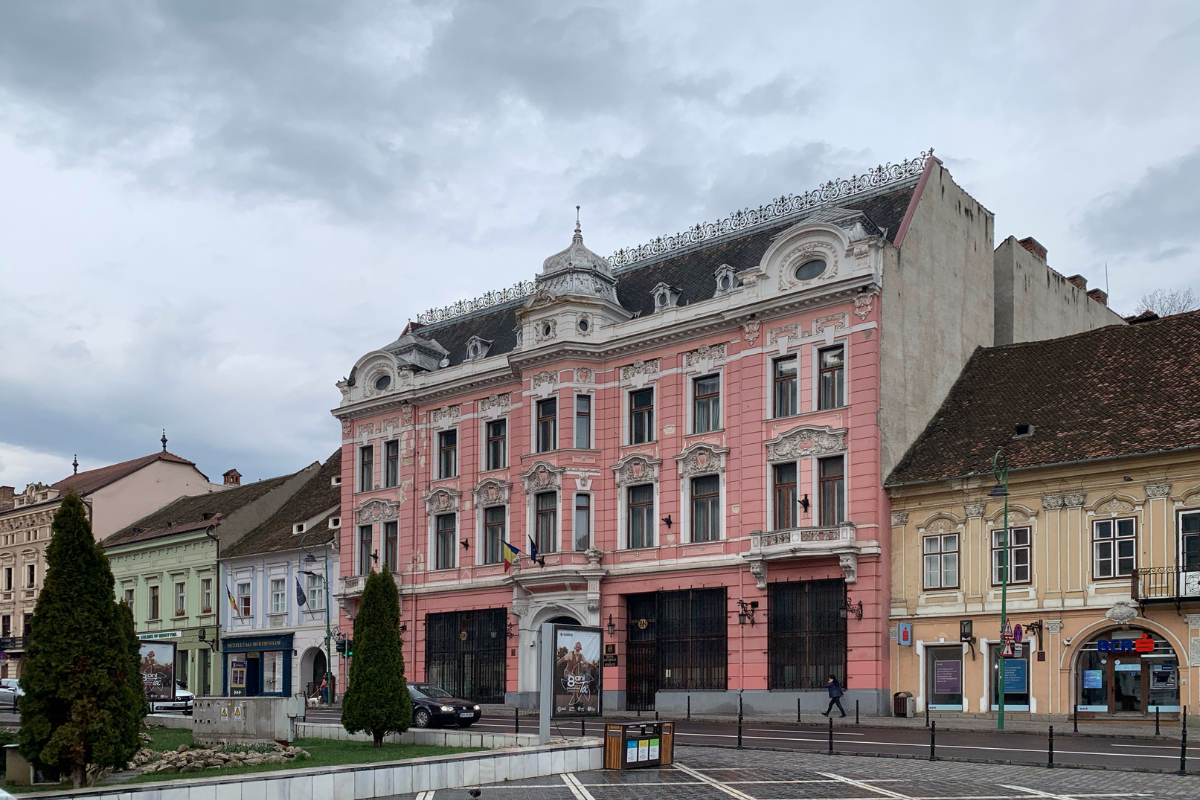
[391,745,1200,800]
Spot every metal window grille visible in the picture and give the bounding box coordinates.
[768,579,847,690]
[625,588,727,711]
[424,609,507,703]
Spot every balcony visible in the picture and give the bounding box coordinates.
[0,637,26,652]
[744,524,859,590]
[1132,566,1200,609]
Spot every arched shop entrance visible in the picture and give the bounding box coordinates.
[1075,628,1180,715]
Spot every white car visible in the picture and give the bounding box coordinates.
[149,681,194,714]
[0,678,23,709]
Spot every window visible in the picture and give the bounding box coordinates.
[991,527,1032,585]
[149,585,161,620]
[1,615,9,637]
[575,395,592,448]
[3,567,11,592]
[438,430,458,479]
[1093,518,1136,579]
[773,463,798,530]
[484,506,506,564]
[818,345,845,410]
[628,485,654,549]
[385,440,399,487]
[1183,511,1200,571]
[795,258,827,280]
[691,475,720,542]
[358,524,373,575]
[236,582,251,617]
[123,588,135,611]
[537,398,557,453]
[818,456,845,527]
[270,578,286,614]
[435,513,456,570]
[574,494,591,551]
[21,613,31,637]
[630,388,654,444]
[773,356,798,417]
[693,375,720,433]
[359,445,374,492]
[486,420,507,470]
[923,534,959,590]
[175,581,186,616]
[306,573,325,610]
[201,578,212,613]
[535,492,558,553]
[25,564,34,588]
[384,520,398,571]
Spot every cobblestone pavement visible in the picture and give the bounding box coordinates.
[391,746,1200,800]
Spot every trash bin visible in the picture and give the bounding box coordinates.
[892,691,914,718]
[603,721,674,769]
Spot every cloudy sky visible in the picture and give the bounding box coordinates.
[1,1,1198,488]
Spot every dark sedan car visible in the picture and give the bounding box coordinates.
[407,683,481,728]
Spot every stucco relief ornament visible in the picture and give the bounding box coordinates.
[779,242,839,292]
[534,318,557,344]
[964,503,985,518]
[474,479,511,506]
[430,405,461,426]
[767,324,799,346]
[813,313,848,335]
[1063,492,1086,508]
[401,405,414,426]
[891,512,909,527]
[676,444,728,478]
[612,455,661,487]
[357,423,376,438]
[575,368,592,383]
[620,359,660,382]
[586,548,603,568]
[1042,495,1064,510]
[1045,620,1063,634]
[479,394,511,415]
[683,343,727,369]
[854,290,878,321]
[341,419,353,437]
[749,561,767,591]
[742,320,761,344]
[1145,483,1172,499]
[927,519,953,535]
[1106,601,1138,625]
[839,554,858,585]
[1100,498,1135,513]
[531,371,558,393]
[766,425,846,461]
[356,499,399,524]
[587,600,601,613]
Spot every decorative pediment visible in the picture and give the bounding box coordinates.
[1088,492,1140,515]
[917,513,963,534]
[620,359,660,383]
[985,504,1037,524]
[521,461,565,493]
[429,404,461,426]
[765,425,846,461]
[478,393,511,417]
[473,479,512,507]
[356,499,399,524]
[682,343,727,370]
[611,454,662,487]
[1177,483,1200,507]
[424,488,462,515]
[675,443,729,478]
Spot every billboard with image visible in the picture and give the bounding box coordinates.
[552,625,602,717]
[139,642,176,701]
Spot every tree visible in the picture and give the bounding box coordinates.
[1136,287,1199,317]
[118,600,149,729]
[18,492,143,788]
[340,567,412,745]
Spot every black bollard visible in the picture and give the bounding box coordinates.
[925,700,930,728]
[929,720,936,761]
[797,697,801,724]
[687,695,691,721]
[828,715,834,755]
[737,713,743,750]
[1156,707,1161,736]
[514,706,519,735]
[1048,725,1054,769]
[1181,726,1188,776]
[581,718,586,738]
[855,699,860,725]
[1073,703,1078,734]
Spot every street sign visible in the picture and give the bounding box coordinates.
[898,622,913,646]
[1013,624,1023,644]
[1014,642,1024,658]
[1002,620,1012,638]
[1002,639,1014,657]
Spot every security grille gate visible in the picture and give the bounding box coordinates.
[425,609,507,703]
[768,579,847,690]
[626,588,727,711]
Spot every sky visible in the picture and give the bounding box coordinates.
[1,1,1199,488]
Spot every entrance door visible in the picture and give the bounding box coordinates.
[626,594,658,711]
[425,609,507,703]
[245,654,260,697]
[1077,630,1181,714]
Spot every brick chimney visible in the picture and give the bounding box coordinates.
[1018,236,1048,263]
[0,486,13,513]
[1087,288,1109,306]
[1066,274,1088,291]
[223,469,242,487]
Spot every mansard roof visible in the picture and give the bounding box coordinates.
[223,449,341,558]
[887,311,1200,486]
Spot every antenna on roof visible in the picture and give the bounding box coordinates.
[161,429,168,453]
[1105,262,1109,297]
[72,455,78,475]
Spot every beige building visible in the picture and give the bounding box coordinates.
[0,448,220,676]
[887,311,1200,720]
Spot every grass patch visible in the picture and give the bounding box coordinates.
[143,727,194,753]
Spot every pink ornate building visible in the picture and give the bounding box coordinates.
[332,151,1119,714]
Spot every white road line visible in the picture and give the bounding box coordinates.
[1000,788,1154,800]
[1110,742,1181,750]
[561,773,596,800]
[673,763,759,800]
[746,727,868,736]
[817,772,915,800]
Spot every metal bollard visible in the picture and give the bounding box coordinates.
[855,699,860,725]
[514,706,519,735]
[828,715,834,754]
[925,700,930,728]
[687,695,691,721]
[1181,726,1188,775]
[1048,725,1054,769]
[1073,703,1078,734]
[797,697,801,724]
[655,710,659,721]
[737,712,743,750]
[929,720,936,761]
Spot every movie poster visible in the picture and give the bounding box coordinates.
[139,642,176,701]
[553,625,602,717]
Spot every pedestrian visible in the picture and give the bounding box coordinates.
[822,674,846,718]
[319,675,329,705]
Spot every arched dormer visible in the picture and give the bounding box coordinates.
[757,210,884,294]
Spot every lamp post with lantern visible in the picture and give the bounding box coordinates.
[299,532,335,705]
[989,450,1010,730]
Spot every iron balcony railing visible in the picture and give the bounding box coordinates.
[1132,566,1200,604]
[0,637,26,651]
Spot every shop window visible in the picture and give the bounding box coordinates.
[773,356,798,417]
[767,580,845,690]
[1077,630,1179,713]
[989,643,1030,711]
[772,463,798,530]
[923,533,959,590]
[1093,518,1136,578]
[926,646,964,710]
[991,526,1032,585]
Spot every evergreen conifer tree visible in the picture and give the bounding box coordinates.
[341,567,411,745]
[18,492,144,787]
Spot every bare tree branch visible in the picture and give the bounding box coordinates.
[1135,287,1199,317]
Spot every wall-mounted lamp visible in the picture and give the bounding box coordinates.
[606,614,616,636]
[841,594,864,621]
[399,623,408,633]
[800,494,810,513]
[460,539,470,550]
[737,599,759,626]
[506,622,517,639]
[662,515,673,529]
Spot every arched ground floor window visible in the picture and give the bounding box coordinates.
[1076,628,1179,714]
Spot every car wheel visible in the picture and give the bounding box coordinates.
[413,708,432,728]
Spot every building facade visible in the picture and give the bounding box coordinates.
[332,151,1120,714]
[887,312,1200,718]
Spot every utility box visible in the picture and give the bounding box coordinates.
[892,691,915,718]
[603,721,674,770]
[192,697,301,745]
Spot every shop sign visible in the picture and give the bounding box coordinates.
[138,631,182,641]
[898,622,913,646]
[933,660,961,694]
[1097,634,1155,654]
[1083,669,1103,689]
[603,654,618,667]
[1002,658,1027,693]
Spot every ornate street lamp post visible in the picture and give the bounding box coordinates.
[299,532,335,705]
[988,450,1010,730]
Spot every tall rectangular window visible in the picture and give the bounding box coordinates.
[817,345,845,410]
[385,440,399,487]
[435,513,456,570]
[270,578,286,614]
[359,445,374,492]
[773,463,798,530]
[201,578,212,613]
[486,419,507,470]
[21,613,31,637]
[484,506,506,565]
[1093,518,1136,579]
[1182,511,1200,571]
[536,492,558,553]
[384,520,398,571]
[923,534,959,589]
[991,527,1032,585]
[307,573,325,610]
[773,356,798,417]
[123,588,135,614]
[236,582,250,617]
[358,525,373,575]
[175,581,186,616]
[3,567,11,591]
[575,395,592,448]
[1,615,9,637]
[818,456,845,527]
[149,585,160,620]
[438,430,457,479]
[574,494,591,551]
[691,475,720,542]
[537,398,557,453]
[25,564,34,588]
[630,388,654,444]
[628,485,654,549]
[693,375,721,433]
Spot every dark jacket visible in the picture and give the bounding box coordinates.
[827,678,844,698]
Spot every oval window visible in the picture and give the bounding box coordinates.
[720,275,731,290]
[795,259,826,281]
[374,374,391,391]
[657,293,667,306]
[578,318,589,332]
[542,322,552,337]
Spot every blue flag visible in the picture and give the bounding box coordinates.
[528,535,539,563]
[295,577,308,608]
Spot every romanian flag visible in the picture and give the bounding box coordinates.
[227,584,240,616]
[501,541,521,572]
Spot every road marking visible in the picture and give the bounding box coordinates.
[673,763,758,800]
[746,727,867,736]
[561,773,596,800]
[413,793,435,800]
[1110,742,1181,750]
[817,771,915,799]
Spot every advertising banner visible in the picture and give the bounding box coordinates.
[933,659,962,695]
[1002,657,1027,694]
[552,625,601,717]
[139,641,176,701]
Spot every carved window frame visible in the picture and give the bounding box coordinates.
[612,454,661,551]
[675,444,728,545]
[764,425,847,531]
[472,479,512,566]
[482,416,508,472]
[521,462,565,554]
[425,488,462,572]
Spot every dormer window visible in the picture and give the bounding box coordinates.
[329,517,341,529]
[374,374,391,391]
[293,523,306,535]
[651,282,681,311]
[465,335,493,361]
[713,265,739,298]
[795,259,827,281]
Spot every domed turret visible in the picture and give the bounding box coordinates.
[541,219,614,280]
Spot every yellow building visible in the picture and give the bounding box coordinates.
[886,311,1200,720]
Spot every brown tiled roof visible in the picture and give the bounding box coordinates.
[223,450,342,558]
[103,472,297,547]
[52,451,203,496]
[887,311,1200,485]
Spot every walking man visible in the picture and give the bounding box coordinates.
[822,674,846,718]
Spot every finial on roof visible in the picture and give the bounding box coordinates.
[161,430,168,453]
[72,455,78,475]
[575,205,581,235]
